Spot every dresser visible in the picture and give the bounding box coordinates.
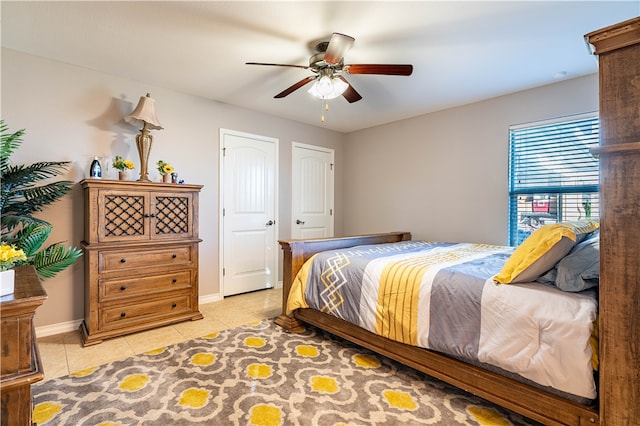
[79,179,203,346]
[0,265,47,426]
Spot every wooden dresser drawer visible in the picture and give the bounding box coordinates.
[99,246,193,273]
[100,270,192,301]
[100,292,192,330]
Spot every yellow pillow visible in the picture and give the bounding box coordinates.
[494,221,599,284]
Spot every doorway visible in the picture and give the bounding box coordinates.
[291,142,334,239]
[220,129,278,297]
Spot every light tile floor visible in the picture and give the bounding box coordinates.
[36,287,283,381]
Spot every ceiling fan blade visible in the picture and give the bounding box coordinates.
[246,62,310,70]
[324,33,355,65]
[337,76,362,103]
[274,76,316,98]
[344,64,413,76]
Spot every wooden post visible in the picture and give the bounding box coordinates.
[586,17,640,425]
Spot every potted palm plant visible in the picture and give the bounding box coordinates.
[0,120,82,281]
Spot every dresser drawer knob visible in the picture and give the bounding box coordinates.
[172,303,177,308]
[172,278,177,283]
[120,285,127,291]
[120,312,127,318]
[120,258,126,263]
[172,254,177,259]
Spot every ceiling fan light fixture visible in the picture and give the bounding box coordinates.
[308,75,349,100]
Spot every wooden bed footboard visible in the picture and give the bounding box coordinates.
[276,232,599,426]
[275,232,411,331]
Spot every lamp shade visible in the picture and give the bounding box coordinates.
[125,93,163,130]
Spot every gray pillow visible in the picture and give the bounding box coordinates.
[554,230,600,292]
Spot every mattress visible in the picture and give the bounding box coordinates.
[287,240,598,399]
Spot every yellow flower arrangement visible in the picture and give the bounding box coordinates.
[112,156,135,171]
[0,243,27,272]
[157,160,174,176]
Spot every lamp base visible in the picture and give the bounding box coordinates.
[136,127,153,182]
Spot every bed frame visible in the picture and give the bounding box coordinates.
[275,18,640,426]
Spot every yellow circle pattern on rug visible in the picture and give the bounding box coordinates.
[32,402,62,424]
[145,347,166,355]
[468,406,512,426]
[70,366,97,377]
[352,353,381,368]
[191,352,216,366]
[245,336,266,347]
[119,374,150,392]
[247,363,272,379]
[383,390,418,411]
[179,388,211,408]
[296,344,319,357]
[310,375,339,394]
[249,403,283,426]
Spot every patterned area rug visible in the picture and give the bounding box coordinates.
[33,319,541,425]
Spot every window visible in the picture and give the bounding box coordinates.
[508,113,599,246]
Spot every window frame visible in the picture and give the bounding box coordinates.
[508,112,600,246]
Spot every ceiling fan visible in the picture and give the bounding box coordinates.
[246,32,413,103]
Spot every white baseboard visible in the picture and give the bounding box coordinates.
[199,292,222,305]
[36,319,83,338]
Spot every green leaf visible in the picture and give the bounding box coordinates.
[15,223,51,257]
[31,243,83,280]
[0,120,25,173]
[1,214,49,238]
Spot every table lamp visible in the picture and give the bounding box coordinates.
[125,93,163,181]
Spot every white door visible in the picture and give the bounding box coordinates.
[291,142,334,239]
[220,129,278,296]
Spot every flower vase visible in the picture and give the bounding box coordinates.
[118,171,128,181]
[0,269,15,296]
[162,174,171,183]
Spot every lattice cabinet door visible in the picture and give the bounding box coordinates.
[151,192,195,240]
[92,190,196,243]
[97,190,150,243]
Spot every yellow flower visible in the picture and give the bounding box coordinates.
[157,160,174,175]
[0,244,27,271]
[113,155,135,171]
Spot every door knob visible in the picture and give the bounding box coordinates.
[266,220,274,226]
[296,219,305,225]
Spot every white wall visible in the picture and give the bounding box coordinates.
[343,74,599,245]
[1,48,345,328]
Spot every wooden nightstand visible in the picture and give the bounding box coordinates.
[0,265,47,426]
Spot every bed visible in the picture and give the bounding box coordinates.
[277,231,599,425]
[276,18,640,426]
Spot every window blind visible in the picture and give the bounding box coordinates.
[508,113,599,245]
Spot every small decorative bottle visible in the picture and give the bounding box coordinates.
[89,157,102,178]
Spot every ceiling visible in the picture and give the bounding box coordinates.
[2,1,638,133]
